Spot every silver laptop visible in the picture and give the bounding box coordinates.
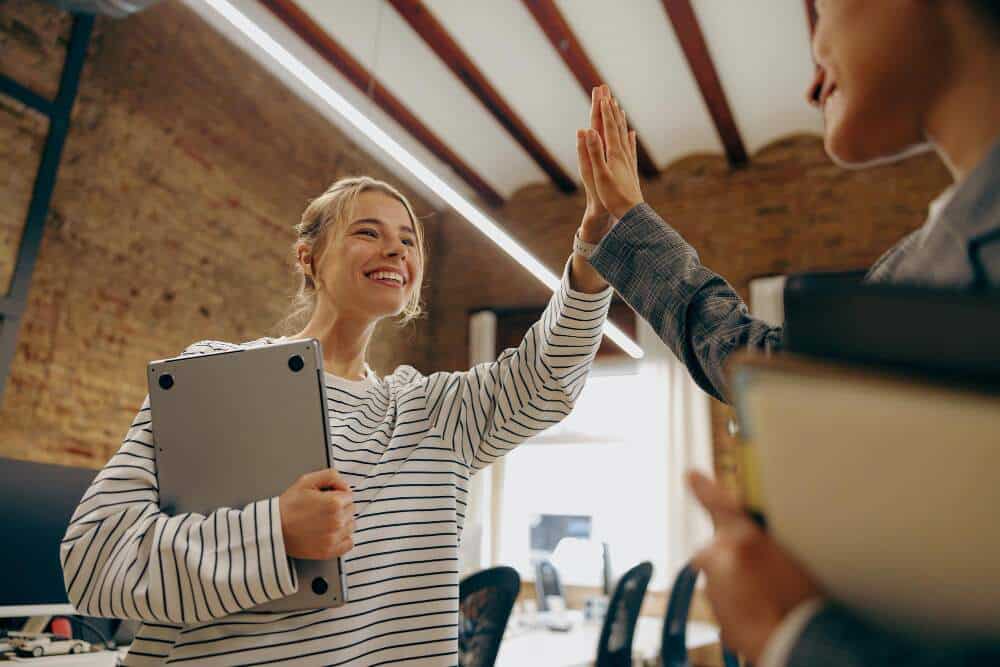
[148,338,347,611]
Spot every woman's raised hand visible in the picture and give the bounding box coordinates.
[279,467,355,560]
[577,87,611,235]
[580,86,644,221]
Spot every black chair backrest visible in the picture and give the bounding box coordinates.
[595,560,653,667]
[661,562,739,667]
[534,558,564,612]
[458,566,521,667]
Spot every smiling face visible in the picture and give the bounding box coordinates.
[305,190,424,324]
[808,0,951,166]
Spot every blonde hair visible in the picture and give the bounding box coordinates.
[281,176,427,333]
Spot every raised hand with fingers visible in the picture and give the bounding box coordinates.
[581,86,644,221]
[566,87,614,294]
[576,86,610,239]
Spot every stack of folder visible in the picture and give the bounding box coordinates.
[727,273,1000,641]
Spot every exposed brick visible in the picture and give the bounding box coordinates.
[0,1,437,467]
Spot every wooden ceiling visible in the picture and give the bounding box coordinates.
[238,0,822,208]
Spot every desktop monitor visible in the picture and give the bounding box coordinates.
[0,457,96,618]
[530,513,591,555]
[533,559,564,613]
[530,514,591,613]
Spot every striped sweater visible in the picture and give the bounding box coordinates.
[61,266,611,666]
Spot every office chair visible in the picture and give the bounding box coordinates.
[595,560,653,667]
[661,561,739,667]
[458,566,520,667]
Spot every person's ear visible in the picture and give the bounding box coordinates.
[295,243,319,286]
[296,243,314,279]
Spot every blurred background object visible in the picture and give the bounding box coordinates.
[39,0,162,18]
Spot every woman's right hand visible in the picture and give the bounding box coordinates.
[279,467,355,560]
[578,86,611,233]
[581,87,644,221]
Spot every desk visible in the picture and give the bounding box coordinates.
[1,651,122,666]
[496,611,719,667]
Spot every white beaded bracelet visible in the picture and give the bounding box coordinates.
[573,229,599,259]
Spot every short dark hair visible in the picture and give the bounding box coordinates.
[968,0,1000,32]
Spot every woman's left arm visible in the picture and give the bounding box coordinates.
[568,85,625,296]
[423,86,617,470]
[424,254,612,473]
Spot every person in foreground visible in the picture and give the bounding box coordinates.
[574,1,1000,665]
[60,176,612,666]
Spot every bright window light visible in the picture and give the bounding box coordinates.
[202,0,643,359]
[499,373,671,589]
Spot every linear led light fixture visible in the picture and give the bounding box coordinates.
[204,0,643,359]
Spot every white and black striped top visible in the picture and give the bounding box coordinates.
[61,267,611,666]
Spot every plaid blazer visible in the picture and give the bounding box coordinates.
[588,138,1000,667]
[589,139,1000,405]
[786,603,1000,667]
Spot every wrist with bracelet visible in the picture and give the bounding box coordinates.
[573,228,600,259]
[575,211,618,259]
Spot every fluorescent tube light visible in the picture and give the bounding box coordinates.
[203,0,643,359]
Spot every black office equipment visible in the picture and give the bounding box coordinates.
[533,559,564,613]
[782,271,1000,384]
[0,457,95,616]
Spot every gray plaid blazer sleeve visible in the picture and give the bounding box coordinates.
[789,604,1000,667]
[589,203,782,403]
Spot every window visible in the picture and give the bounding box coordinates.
[496,371,673,590]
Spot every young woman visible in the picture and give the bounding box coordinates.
[61,176,614,665]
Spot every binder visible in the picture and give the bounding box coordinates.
[727,275,1000,639]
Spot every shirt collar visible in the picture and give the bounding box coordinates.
[920,183,959,245]
[931,135,1000,244]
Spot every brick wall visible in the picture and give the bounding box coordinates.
[0,0,438,467]
[423,135,952,481]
